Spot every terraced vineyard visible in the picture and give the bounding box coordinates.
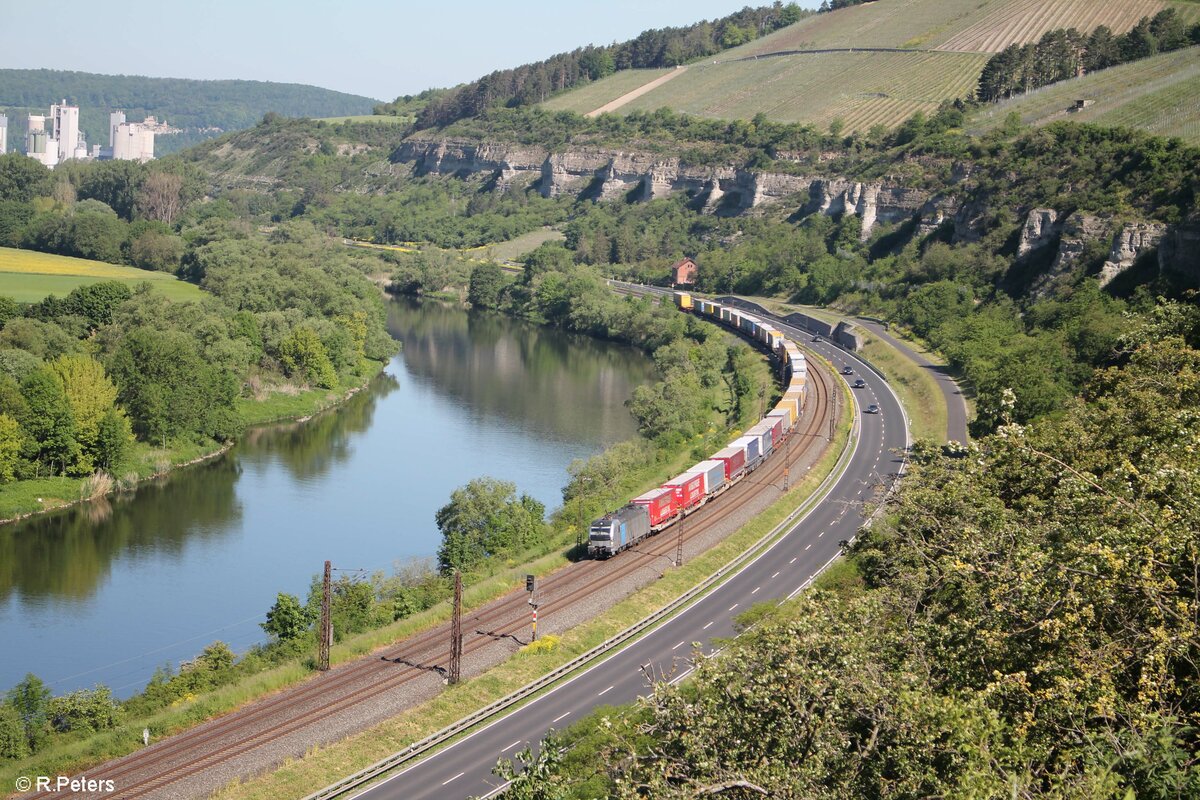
[553,50,988,132]
[539,0,1200,132]
[934,0,1197,52]
[969,45,1200,144]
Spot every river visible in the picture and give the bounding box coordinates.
[0,298,656,697]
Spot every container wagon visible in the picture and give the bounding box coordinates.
[673,291,693,310]
[731,434,764,471]
[589,504,651,558]
[631,486,679,530]
[685,459,727,498]
[662,471,706,511]
[711,444,748,481]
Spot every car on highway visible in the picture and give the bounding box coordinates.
[853,378,866,388]
[865,403,880,414]
[841,366,853,375]
[813,335,822,343]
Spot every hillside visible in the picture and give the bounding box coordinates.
[540,0,1200,132]
[0,69,378,155]
[969,45,1200,144]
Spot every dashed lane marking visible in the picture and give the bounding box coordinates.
[805,544,812,550]
[501,740,522,753]
[751,586,760,594]
[553,711,571,723]
[771,571,780,579]
[703,620,714,630]
[789,557,797,564]
[672,640,686,650]
[443,772,465,786]
[728,603,739,611]
[598,686,614,697]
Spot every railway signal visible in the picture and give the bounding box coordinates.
[526,574,538,641]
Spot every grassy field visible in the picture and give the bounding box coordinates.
[969,46,1200,144]
[462,228,565,263]
[542,68,673,115]
[0,247,203,302]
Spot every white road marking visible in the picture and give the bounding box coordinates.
[789,557,797,564]
[703,620,714,630]
[501,740,522,753]
[728,603,739,611]
[672,640,686,650]
[597,686,614,697]
[771,571,779,579]
[818,531,824,537]
[805,544,812,550]
[751,586,760,594]
[443,772,465,785]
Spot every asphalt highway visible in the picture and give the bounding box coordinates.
[353,330,909,800]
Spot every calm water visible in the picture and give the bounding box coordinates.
[0,299,655,696]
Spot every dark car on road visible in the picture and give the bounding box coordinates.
[841,366,853,375]
[853,378,866,388]
[866,403,880,414]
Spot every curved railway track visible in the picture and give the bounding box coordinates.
[25,342,834,800]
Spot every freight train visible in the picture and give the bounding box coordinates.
[587,293,809,558]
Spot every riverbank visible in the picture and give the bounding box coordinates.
[0,360,388,525]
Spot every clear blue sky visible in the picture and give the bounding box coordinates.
[1,1,820,101]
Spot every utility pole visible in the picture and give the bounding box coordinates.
[784,431,791,492]
[449,571,462,685]
[675,510,685,568]
[318,560,332,672]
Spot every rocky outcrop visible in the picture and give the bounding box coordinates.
[1017,208,1059,258]
[395,137,946,237]
[1159,212,1200,285]
[1029,212,1110,297]
[1099,222,1168,287]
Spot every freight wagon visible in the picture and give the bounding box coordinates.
[586,295,818,559]
[631,486,679,529]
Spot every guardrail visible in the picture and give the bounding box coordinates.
[301,363,859,800]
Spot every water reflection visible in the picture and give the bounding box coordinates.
[239,371,399,482]
[0,457,242,605]
[388,299,653,443]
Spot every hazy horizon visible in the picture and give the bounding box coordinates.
[0,1,820,102]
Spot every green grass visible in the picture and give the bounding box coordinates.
[0,247,204,302]
[210,378,857,800]
[857,332,945,443]
[461,228,566,263]
[969,46,1200,145]
[542,68,674,115]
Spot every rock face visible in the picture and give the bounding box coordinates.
[395,138,942,237]
[1099,222,1168,287]
[1017,208,1059,258]
[1029,212,1110,297]
[1159,212,1200,285]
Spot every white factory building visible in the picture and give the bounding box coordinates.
[11,101,156,167]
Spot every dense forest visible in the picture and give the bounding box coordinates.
[0,151,393,485]
[0,69,377,154]
[976,10,1200,102]
[409,3,810,129]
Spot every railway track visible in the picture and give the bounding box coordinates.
[25,341,834,800]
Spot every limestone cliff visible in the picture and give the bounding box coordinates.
[394,138,940,238]
[1099,222,1168,287]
